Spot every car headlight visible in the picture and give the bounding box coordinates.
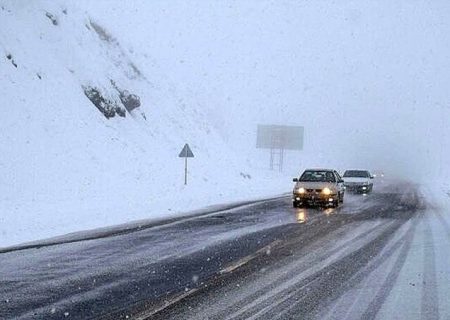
[322,187,332,195]
[295,187,306,194]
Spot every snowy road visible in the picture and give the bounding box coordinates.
[1,181,449,319]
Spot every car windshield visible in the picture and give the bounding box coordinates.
[343,170,370,178]
[299,171,335,182]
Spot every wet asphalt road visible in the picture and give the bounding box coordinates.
[0,181,426,319]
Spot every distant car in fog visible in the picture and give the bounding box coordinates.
[292,169,345,208]
[372,170,385,178]
[342,170,374,193]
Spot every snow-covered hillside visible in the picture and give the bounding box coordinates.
[0,1,289,247]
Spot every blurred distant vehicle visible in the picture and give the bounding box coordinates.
[343,170,374,193]
[292,169,345,208]
[372,171,385,178]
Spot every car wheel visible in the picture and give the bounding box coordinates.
[339,192,344,203]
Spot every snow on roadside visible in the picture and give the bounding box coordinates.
[0,1,294,248]
[376,182,450,319]
[0,171,290,249]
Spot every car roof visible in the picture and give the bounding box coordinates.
[304,168,335,172]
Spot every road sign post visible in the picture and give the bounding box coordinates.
[184,157,187,185]
[178,143,194,185]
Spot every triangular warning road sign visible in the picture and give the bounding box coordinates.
[178,143,194,158]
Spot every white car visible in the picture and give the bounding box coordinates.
[342,170,374,193]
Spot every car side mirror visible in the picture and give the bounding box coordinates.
[293,178,299,182]
[339,179,344,183]
[370,176,374,179]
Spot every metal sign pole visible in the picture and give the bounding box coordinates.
[179,143,194,186]
[185,157,188,185]
[280,147,284,172]
[270,147,274,170]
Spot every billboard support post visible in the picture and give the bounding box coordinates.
[256,125,303,172]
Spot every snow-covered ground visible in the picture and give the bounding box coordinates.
[0,1,296,247]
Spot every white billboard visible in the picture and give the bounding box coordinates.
[256,125,304,150]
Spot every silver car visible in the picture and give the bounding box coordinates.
[292,169,345,208]
[342,169,374,193]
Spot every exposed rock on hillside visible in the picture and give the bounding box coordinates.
[82,86,126,119]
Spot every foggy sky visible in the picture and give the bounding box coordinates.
[84,0,450,180]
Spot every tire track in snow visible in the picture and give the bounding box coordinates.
[214,221,393,320]
[314,219,414,320]
[358,216,418,320]
[253,216,416,320]
[434,209,450,241]
[420,212,440,320]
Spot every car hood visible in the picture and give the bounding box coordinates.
[294,181,336,189]
[343,177,370,183]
